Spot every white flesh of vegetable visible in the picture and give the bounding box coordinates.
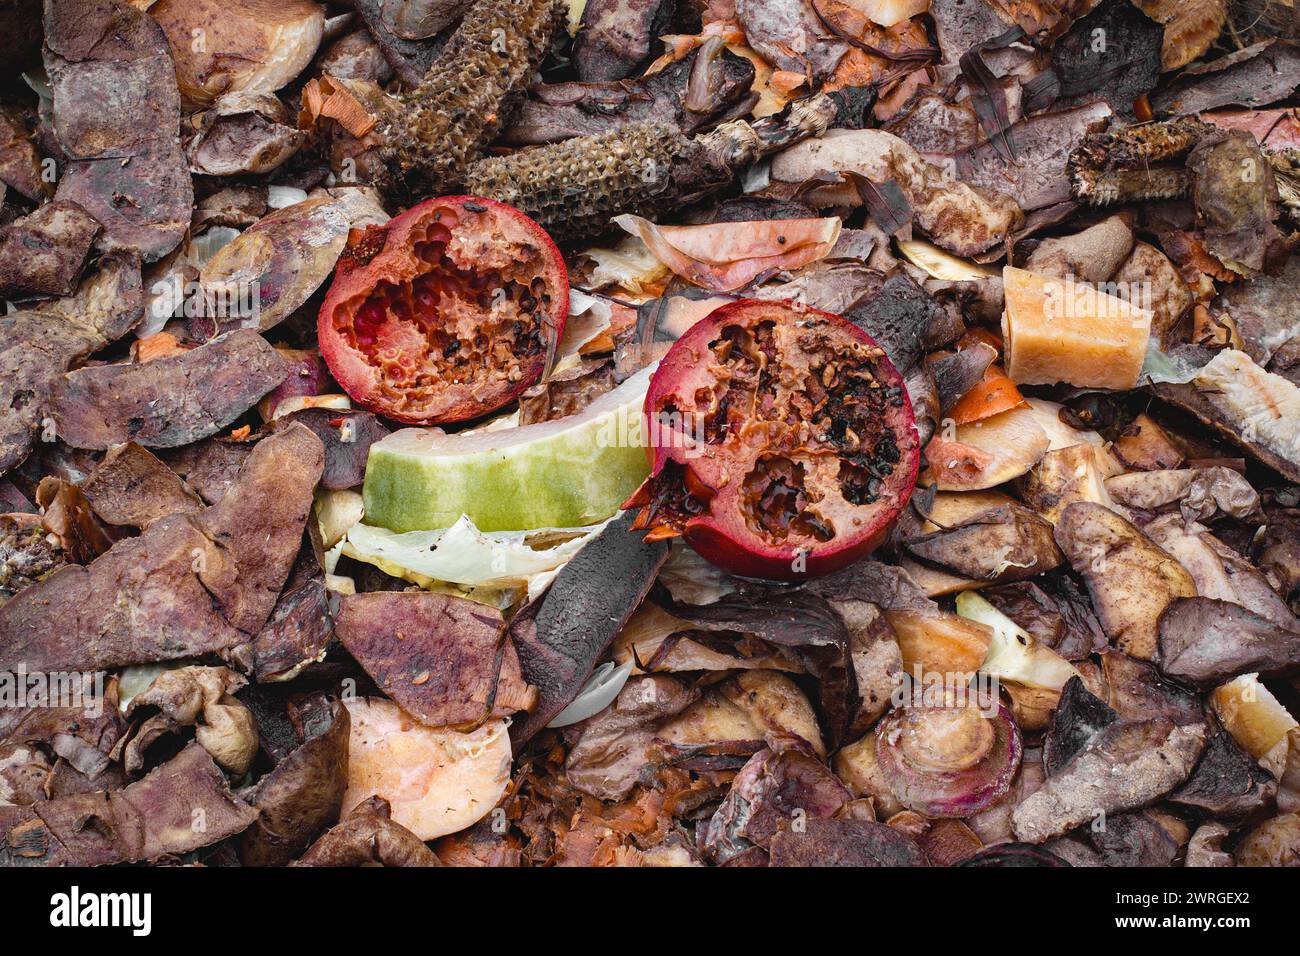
[956,591,1079,691]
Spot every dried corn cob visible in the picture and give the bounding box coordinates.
[1070,165,1193,205]
[1066,119,1300,228]
[1069,119,1208,206]
[464,93,840,241]
[378,0,562,196]
[1070,119,1300,222]
[1269,148,1300,223]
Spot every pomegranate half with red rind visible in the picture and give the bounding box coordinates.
[318,196,568,424]
[626,298,919,580]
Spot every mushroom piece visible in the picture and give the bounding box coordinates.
[1111,413,1185,471]
[1105,467,1261,523]
[1019,443,1119,525]
[768,817,928,867]
[1100,651,1206,726]
[657,671,827,762]
[1147,517,1295,626]
[1054,502,1197,661]
[1153,349,1300,484]
[834,731,905,819]
[123,665,258,775]
[884,609,991,685]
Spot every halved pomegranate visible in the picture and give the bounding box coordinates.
[318,196,568,424]
[625,299,920,580]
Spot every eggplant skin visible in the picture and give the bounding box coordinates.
[508,512,669,745]
[1042,676,1116,778]
[959,843,1071,867]
[1157,596,1300,688]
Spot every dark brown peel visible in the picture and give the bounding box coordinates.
[509,511,669,745]
[0,424,323,672]
[79,442,203,530]
[0,200,99,298]
[238,699,350,867]
[0,251,142,476]
[336,591,536,730]
[292,797,441,867]
[50,330,288,451]
[0,742,256,867]
[503,45,757,146]
[43,0,192,261]
[573,0,676,82]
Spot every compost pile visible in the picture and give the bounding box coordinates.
[1,0,1299,868]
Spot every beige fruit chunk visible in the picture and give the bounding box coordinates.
[1212,674,1297,763]
[342,697,512,841]
[1001,266,1152,390]
[924,406,1051,491]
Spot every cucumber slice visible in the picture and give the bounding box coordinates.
[363,365,654,532]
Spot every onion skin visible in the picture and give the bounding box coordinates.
[875,699,1023,818]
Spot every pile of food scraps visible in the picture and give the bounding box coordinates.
[0,0,1298,869]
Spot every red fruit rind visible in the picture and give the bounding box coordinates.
[318,196,568,424]
[627,298,919,580]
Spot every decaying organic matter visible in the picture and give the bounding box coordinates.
[0,425,323,672]
[465,93,840,241]
[3,0,1300,877]
[628,298,920,579]
[376,0,562,195]
[50,330,288,450]
[44,0,193,261]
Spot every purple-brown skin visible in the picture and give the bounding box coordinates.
[875,700,1023,818]
[0,425,323,672]
[336,591,535,731]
